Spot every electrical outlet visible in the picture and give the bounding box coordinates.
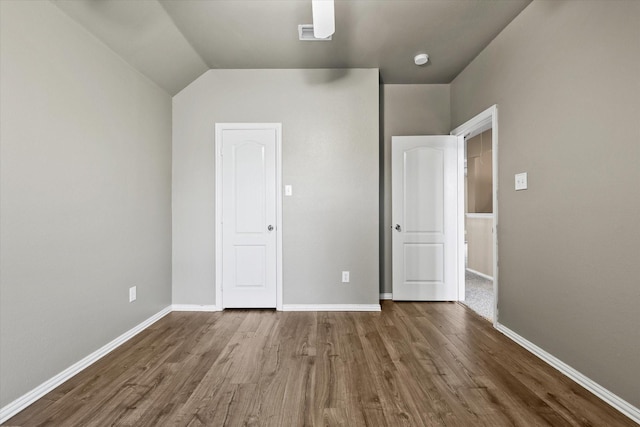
[341,271,350,283]
[129,286,136,302]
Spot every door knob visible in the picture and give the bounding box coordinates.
[394,224,401,231]
[267,225,274,231]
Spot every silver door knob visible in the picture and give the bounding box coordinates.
[267,225,274,231]
[394,224,401,231]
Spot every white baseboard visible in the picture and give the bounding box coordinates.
[466,268,494,281]
[496,323,640,424]
[171,304,221,312]
[173,304,381,312]
[379,293,393,300]
[0,306,172,424]
[282,304,381,312]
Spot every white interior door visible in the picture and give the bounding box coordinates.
[392,135,461,301]
[218,125,279,308]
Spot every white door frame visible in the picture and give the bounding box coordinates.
[215,123,283,310]
[451,105,499,326]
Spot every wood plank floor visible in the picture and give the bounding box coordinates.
[4,302,635,426]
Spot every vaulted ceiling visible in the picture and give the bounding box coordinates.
[52,0,531,95]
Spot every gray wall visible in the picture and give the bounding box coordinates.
[0,1,172,407]
[380,84,450,294]
[173,69,379,305]
[451,0,640,407]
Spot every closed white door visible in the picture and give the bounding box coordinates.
[392,136,460,301]
[218,125,278,308]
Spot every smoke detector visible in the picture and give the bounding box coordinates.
[414,53,429,66]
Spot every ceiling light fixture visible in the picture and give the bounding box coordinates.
[414,53,429,66]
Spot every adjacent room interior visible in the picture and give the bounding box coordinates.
[464,127,495,321]
[1,0,639,425]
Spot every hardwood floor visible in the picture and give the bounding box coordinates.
[4,302,635,426]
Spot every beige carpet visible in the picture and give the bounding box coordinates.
[463,270,494,321]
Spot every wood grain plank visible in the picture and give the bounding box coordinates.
[4,303,636,427]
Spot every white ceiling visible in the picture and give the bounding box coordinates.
[52,0,531,96]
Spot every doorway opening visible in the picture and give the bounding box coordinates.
[451,106,498,324]
[464,128,494,320]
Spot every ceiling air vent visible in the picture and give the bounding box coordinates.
[298,24,332,41]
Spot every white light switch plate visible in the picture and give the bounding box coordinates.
[285,185,293,196]
[129,286,136,302]
[515,172,528,191]
[341,271,350,283]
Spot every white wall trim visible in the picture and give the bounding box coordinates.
[496,323,640,425]
[465,268,494,281]
[282,304,381,312]
[0,306,172,424]
[451,104,499,326]
[456,134,465,301]
[171,304,221,312]
[465,213,494,219]
[379,293,393,300]
[215,123,283,310]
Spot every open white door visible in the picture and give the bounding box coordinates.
[216,124,281,309]
[392,135,461,301]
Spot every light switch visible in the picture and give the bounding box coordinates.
[515,172,528,191]
[285,185,293,196]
